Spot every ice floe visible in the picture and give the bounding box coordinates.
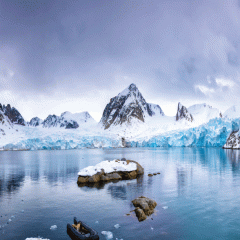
[50,225,57,230]
[101,231,113,239]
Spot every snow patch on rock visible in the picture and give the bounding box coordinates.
[78,160,137,176]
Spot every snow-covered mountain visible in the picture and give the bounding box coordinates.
[187,103,221,125]
[28,117,43,127]
[61,111,96,126]
[0,84,236,150]
[100,83,164,130]
[1,104,25,126]
[176,102,193,122]
[42,114,79,129]
[223,105,240,119]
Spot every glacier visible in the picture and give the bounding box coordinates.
[127,118,234,148]
[0,117,237,150]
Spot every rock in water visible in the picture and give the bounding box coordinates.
[132,196,157,221]
[77,159,144,185]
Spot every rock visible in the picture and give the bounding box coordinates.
[132,196,157,221]
[176,102,193,122]
[106,172,122,180]
[77,176,89,183]
[134,207,147,222]
[77,159,144,185]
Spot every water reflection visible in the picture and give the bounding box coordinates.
[225,149,240,173]
[0,170,25,196]
[177,167,187,196]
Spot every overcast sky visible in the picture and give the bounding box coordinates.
[1,0,240,121]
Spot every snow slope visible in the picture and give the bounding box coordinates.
[61,111,96,127]
[188,103,221,126]
[223,105,240,119]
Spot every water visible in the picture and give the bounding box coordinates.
[0,148,240,240]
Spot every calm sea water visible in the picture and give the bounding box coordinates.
[0,148,240,240]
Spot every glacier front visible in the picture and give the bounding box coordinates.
[0,117,237,150]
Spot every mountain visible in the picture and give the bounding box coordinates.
[61,111,96,126]
[223,105,240,119]
[100,83,164,130]
[42,114,79,129]
[176,102,193,122]
[28,117,43,127]
[187,103,221,125]
[1,104,25,126]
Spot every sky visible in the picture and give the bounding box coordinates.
[1,0,240,121]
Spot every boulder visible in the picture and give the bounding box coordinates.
[134,207,147,222]
[77,159,144,185]
[132,196,157,221]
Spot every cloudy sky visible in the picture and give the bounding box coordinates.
[1,0,240,121]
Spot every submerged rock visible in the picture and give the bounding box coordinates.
[132,196,157,222]
[77,159,144,185]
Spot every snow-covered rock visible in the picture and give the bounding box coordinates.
[223,105,240,119]
[77,159,144,184]
[176,102,193,122]
[28,117,43,127]
[42,114,79,129]
[61,111,96,126]
[78,160,137,176]
[99,83,164,130]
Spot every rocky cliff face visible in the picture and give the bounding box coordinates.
[1,104,25,126]
[223,121,240,149]
[176,102,193,122]
[100,83,164,129]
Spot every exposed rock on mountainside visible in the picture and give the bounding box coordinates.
[176,102,193,122]
[100,83,164,129]
[28,117,43,127]
[42,114,79,129]
[1,104,25,126]
[223,121,240,149]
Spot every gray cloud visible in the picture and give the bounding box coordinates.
[1,0,240,119]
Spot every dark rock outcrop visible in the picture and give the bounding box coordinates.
[223,121,240,149]
[100,83,164,130]
[132,196,157,222]
[2,104,25,126]
[176,102,193,122]
[77,159,144,185]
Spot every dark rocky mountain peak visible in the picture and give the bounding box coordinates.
[176,102,193,122]
[2,104,25,126]
[100,83,164,129]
